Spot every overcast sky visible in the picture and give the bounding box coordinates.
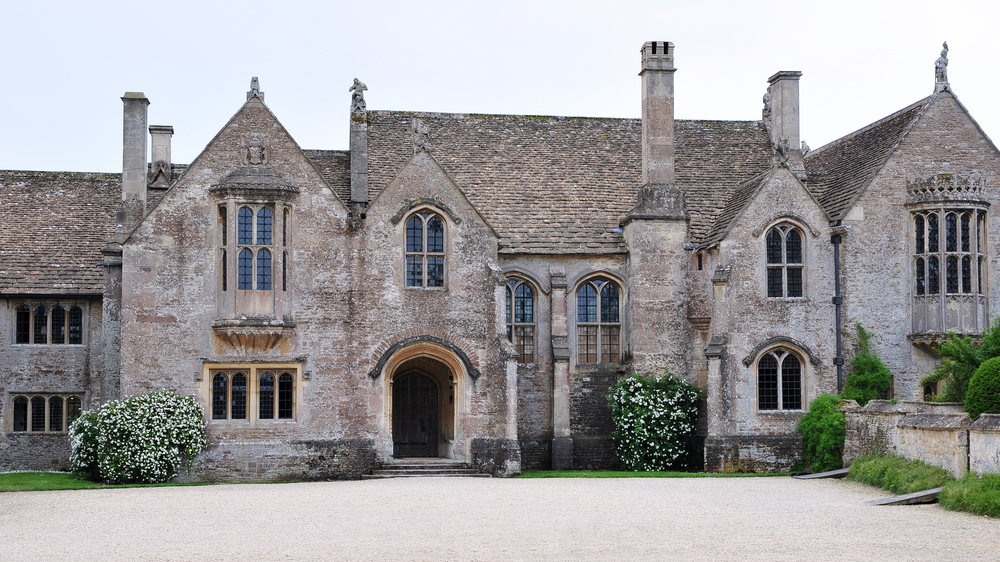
[2,0,997,173]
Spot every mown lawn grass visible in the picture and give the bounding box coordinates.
[520,470,791,478]
[939,473,1000,518]
[0,472,215,493]
[847,455,955,495]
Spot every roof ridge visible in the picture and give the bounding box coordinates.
[805,95,933,158]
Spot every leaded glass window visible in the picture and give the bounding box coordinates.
[505,279,535,364]
[9,395,80,432]
[13,304,85,345]
[758,349,803,411]
[404,211,446,288]
[765,225,804,298]
[229,204,283,292]
[30,397,45,432]
[209,368,296,422]
[913,209,986,297]
[49,397,63,432]
[13,397,28,432]
[577,278,621,364]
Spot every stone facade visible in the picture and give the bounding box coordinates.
[3,41,1000,477]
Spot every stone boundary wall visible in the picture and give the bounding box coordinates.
[842,400,1000,478]
[969,414,1000,475]
[704,435,802,473]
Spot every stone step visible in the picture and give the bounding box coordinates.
[365,459,490,479]
[375,468,482,475]
[362,472,492,479]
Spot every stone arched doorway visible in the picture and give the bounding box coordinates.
[387,353,460,459]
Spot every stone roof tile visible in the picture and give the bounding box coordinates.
[302,150,351,203]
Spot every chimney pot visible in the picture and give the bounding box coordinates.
[766,71,805,177]
[148,125,174,188]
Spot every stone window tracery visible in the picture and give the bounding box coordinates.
[757,349,802,411]
[209,366,297,422]
[577,278,621,364]
[13,304,84,345]
[405,211,445,288]
[10,394,82,432]
[766,224,803,298]
[232,205,276,291]
[505,279,535,364]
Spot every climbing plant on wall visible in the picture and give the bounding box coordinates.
[607,370,701,471]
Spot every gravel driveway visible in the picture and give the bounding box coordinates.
[1,476,996,561]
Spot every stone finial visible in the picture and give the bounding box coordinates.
[350,78,368,113]
[410,118,430,154]
[934,41,949,93]
[247,77,264,102]
[801,140,810,156]
[762,91,772,124]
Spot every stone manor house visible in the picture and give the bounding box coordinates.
[2,41,997,478]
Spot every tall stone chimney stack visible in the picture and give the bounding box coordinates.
[121,92,149,214]
[766,71,806,178]
[148,125,174,188]
[641,41,676,187]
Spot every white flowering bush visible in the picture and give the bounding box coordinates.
[69,392,206,484]
[607,371,702,471]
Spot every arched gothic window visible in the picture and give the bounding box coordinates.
[13,304,84,345]
[766,225,803,298]
[577,278,621,364]
[210,368,296,422]
[229,205,281,291]
[757,349,802,411]
[405,211,445,287]
[10,395,83,432]
[505,279,535,364]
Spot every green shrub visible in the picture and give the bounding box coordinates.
[840,324,892,406]
[69,392,207,484]
[965,356,1000,420]
[796,394,845,473]
[847,454,954,494]
[939,473,1000,518]
[921,317,1000,402]
[607,371,701,471]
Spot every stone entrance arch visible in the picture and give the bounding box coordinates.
[381,340,469,459]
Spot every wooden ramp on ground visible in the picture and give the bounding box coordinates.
[792,468,849,479]
[865,487,942,506]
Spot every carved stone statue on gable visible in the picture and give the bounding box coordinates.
[410,118,431,154]
[762,91,772,124]
[247,77,264,102]
[350,78,368,113]
[935,42,949,92]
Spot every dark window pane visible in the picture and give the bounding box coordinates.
[916,258,925,295]
[963,256,972,294]
[51,307,65,344]
[406,256,423,287]
[578,326,597,364]
[212,374,228,419]
[282,251,287,292]
[514,284,534,323]
[13,397,27,432]
[946,213,957,252]
[219,206,227,246]
[221,250,227,292]
[406,217,422,252]
[283,208,288,247]
[786,229,802,264]
[758,355,779,410]
[766,229,783,264]
[915,215,924,254]
[946,256,959,294]
[601,284,620,323]
[928,257,940,294]
[257,249,272,290]
[979,256,985,294]
[427,217,444,253]
[31,397,46,432]
[962,213,971,252]
[66,397,81,425]
[782,355,802,410]
[49,397,63,432]
[601,326,621,363]
[68,307,83,344]
[256,207,272,245]
[278,374,293,419]
[505,286,512,324]
[16,306,29,343]
[767,268,784,297]
[231,373,247,420]
[578,284,597,323]
[786,268,803,297]
[928,214,939,252]
[238,207,253,245]
[238,249,253,290]
[33,306,47,344]
[259,372,275,420]
[426,257,444,287]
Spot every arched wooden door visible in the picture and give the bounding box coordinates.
[392,372,439,457]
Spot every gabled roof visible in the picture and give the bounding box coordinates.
[0,171,119,294]
[303,150,351,203]
[803,96,933,221]
[698,170,773,245]
[366,111,772,254]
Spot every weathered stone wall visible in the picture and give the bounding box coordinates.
[842,400,906,464]
[570,363,620,469]
[897,413,970,477]
[704,435,803,473]
[969,414,1000,474]
[471,438,521,477]
[180,438,376,482]
[0,434,72,472]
